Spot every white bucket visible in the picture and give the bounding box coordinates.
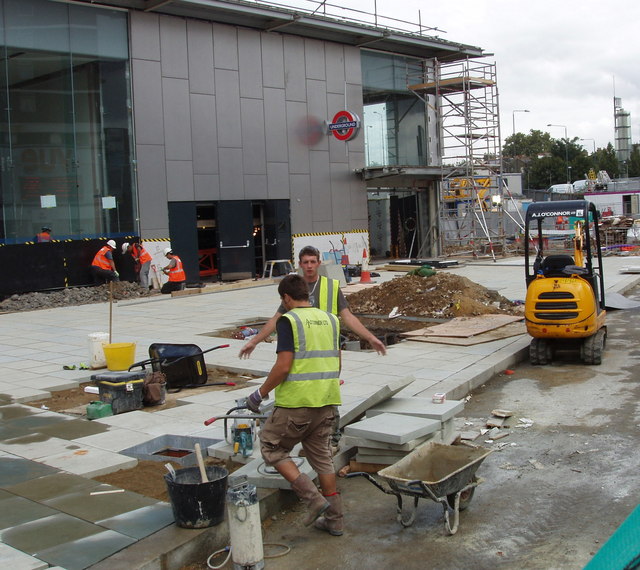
[88,332,110,369]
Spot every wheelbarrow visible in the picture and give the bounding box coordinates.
[348,441,492,535]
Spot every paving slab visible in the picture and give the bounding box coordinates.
[0,456,60,486]
[38,446,137,478]
[4,472,102,501]
[0,435,89,460]
[342,433,436,452]
[35,528,137,570]
[366,397,465,422]
[344,413,441,445]
[71,429,156,453]
[96,502,174,539]
[0,495,60,530]
[231,457,316,490]
[339,375,415,428]
[0,542,48,569]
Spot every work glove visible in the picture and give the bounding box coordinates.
[246,389,263,413]
[114,271,119,278]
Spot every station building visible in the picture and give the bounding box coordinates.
[0,0,486,294]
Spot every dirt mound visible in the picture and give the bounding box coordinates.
[0,281,156,313]
[347,272,519,319]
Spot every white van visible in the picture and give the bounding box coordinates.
[548,183,574,194]
[572,180,589,192]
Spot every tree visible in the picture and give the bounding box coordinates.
[503,130,553,158]
[628,144,640,178]
[594,144,620,178]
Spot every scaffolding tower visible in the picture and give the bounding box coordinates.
[408,58,504,258]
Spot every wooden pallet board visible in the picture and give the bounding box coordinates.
[402,314,524,339]
[403,321,526,346]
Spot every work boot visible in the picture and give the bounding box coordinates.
[314,493,344,536]
[290,474,329,526]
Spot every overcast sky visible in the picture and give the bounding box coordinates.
[290,0,639,153]
[395,0,640,152]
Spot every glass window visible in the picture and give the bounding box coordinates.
[361,49,428,167]
[0,0,134,243]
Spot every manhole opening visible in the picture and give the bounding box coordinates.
[153,448,192,458]
[122,435,221,466]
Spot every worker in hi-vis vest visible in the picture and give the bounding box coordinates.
[246,273,344,536]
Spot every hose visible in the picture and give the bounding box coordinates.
[206,543,291,568]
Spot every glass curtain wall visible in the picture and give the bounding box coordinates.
[361,49,427,168]
[0,0,134,244]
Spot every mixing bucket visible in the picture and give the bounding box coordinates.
[165,465,228,528]
[88,332,110,369]
[102,342,136,371]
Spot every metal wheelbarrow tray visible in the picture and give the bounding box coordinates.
[349,442,492,535]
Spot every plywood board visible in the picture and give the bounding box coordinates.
[405,321,526,346]
[402,314,523,338]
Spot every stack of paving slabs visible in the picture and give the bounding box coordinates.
[343,397,464,470]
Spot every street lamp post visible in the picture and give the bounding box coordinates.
[512,109,530,136]
[547,123,570,183]
[580,138,596,154]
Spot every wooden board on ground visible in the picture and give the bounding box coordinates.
[342,282,380,295]
[402,314,523,338]
[404,321,526,346]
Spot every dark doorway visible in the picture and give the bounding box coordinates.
[168,202,199,283]
[389,193,418,258]
[217,201,254,280]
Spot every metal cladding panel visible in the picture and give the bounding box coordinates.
[219,148,245,200]
[306,79,329,152]
[330,161,353,230]
[309,150,332,222]
[215,69,242,148]
[267,162,290,200]
[289,174,312,234]
[304,38,326,81]
[162,77,192,161]
[187,19,215,95]
[344,45,362,86]
[194,174,221,201]
[190,93,218,175]
[129,11,160,61]
[283,35,306,102]
[243,174,268,200]
[212,22,238,70]
[325,42,345,95]
[263,88,288,163]
[238,29,263,99]
[240,98,267,175]
[132,59,164,144]
[166,160,195,201]
[136,144,168,227]
[159,16,188,79]
[286,100,311,174]
[261,33,285,89]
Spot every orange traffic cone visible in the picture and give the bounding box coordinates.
[359,248,372,283]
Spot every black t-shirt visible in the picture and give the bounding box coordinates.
[276,316,294,353]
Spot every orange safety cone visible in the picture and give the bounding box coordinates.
[359,248,372,283]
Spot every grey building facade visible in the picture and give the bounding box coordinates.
[0,0,484,293]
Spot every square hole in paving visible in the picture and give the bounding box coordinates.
[121,435,221,467]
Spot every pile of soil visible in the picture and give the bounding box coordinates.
[346,272,519,319]
[0,281,156,313]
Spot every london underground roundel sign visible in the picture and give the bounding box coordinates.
[328,110,361,141]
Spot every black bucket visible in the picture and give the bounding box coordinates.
[164,465,229,528]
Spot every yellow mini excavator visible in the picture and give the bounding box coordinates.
[524,200,607,365]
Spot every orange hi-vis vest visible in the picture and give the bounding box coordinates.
[168,256,186,282]
[92,246,112,270]
[134,244,152,264]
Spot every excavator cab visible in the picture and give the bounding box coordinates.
[524,200,606,364]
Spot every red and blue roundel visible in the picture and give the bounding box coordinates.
[328,110,361,141]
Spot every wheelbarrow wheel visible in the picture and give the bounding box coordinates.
[447,478,476,511]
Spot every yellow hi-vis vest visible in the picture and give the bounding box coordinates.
[317,275,340,315]
[275,307,341,408]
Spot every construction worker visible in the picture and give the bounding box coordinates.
[246,273,344,536]
[122,241,153,289]
[161,248,186,294]
[35,227,52,243]
[239,245,386,358]
[91,240,119,284]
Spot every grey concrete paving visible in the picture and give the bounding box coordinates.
[0,255,638,568]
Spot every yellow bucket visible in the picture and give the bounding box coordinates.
[102,342,137,371]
